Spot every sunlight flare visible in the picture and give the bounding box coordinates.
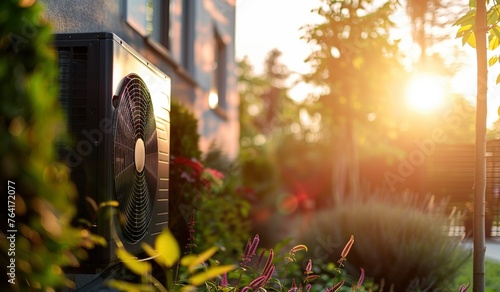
[406,73,446,112]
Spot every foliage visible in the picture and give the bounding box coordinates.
[405,0,468,67]
[302,0,404,124]
[453,1,500,83]
[169,100,202,252]
[170,100,202,161]
[195,144,252,261]
[0,1,97,290]
[238,52,322,246]
[454,257,500,291]
[301,193,471,291]
[170,100,251,261]
[301,0,408,200]
[111,228,369,292]
[238,54,291,199]
[108,228,237,292]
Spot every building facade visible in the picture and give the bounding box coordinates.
[42,0,239,158]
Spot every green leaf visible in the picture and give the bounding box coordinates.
[181,246,219,272]
[180,285,197,292]
[487,6,500,25]
[189,265,237,286]
[492,27,500,40]
[461,29,472,45]
[180,254,198,267]
[116,247,152,275]
[107,279,151,292]
[98,200,119,208]
[155,228,180,268]
[90,234,107,247]
[141,242,158,259]
[489,35,500,50]
[457,24,473,34]
[489,56,498,67]
[453,10,475,27]
[466,31,477,48]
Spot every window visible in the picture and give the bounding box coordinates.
[126,0,170,49]
[210,28,227,113]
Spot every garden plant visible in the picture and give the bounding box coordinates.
[0,1,104,291]
[301,192,471,291]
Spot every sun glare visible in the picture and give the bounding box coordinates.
[406,74,446,112]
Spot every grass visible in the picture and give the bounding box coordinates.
[454,258,500,291]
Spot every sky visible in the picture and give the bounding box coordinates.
[235,0,321,76]
[234,1,500,127]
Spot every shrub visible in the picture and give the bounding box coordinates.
[303,194,470,291]
[195,144,252,261]
[0,1,94,290]
[169,100,202,252]
[169,100,251,259]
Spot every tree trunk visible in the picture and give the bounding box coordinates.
[474,1,487,291]
[331,120,359,204]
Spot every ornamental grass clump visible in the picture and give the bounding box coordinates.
[304,194,471,291]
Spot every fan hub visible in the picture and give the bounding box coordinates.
[135,138,146,173]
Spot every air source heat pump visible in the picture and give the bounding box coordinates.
[54,32,170,272]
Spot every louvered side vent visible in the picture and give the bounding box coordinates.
[57,46,90,215]
[58,46,88,133]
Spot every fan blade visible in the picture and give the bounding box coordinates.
[114,163,136,204]
[144,152,158,201]
[124,172,151,240]
[115,93,135,141]
[131,89,146,138]
[144,130,158,155]
[143,100,156,140]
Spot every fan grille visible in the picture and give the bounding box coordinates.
[114,74,158,243]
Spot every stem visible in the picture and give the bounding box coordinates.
[166,268,174,291]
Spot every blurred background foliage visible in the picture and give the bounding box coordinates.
[169,100,251,261]
[237,0,488,245]
[0,0,95,290]
[169,99,203,253]
[236,0,489,287]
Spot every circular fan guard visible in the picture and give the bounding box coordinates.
[114,74,158,243]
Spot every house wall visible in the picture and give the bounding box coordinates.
[41,0,239,159]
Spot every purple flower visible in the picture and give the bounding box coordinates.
[241,234,260,267]
[305,283,312,292]
[326,280,345,292]
[458,281,470,292]
[357,267,365,288]
[185,210,196,251]
[304,259,313,275]
[221,272,228,288]
[288,278,297,292]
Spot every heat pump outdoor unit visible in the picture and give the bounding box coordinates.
[54,32,170,272]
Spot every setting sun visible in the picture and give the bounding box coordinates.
[406,74,446,112]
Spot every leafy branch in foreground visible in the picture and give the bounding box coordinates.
[108,228,236,292]
[109,230,364,291]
